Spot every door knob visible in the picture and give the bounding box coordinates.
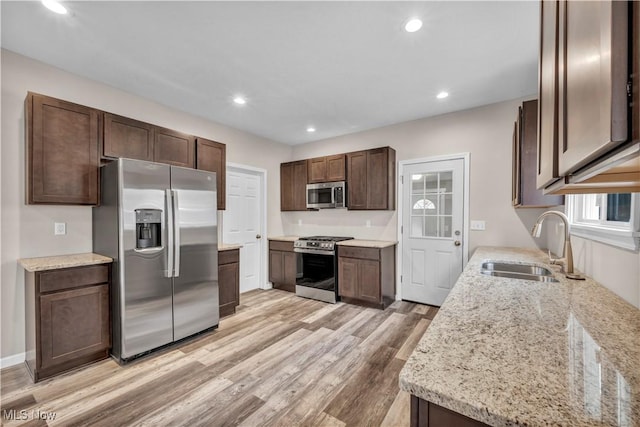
[256,234,262,239]
[454,240,461,246]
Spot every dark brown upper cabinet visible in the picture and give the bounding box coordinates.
[346,151,367,209]
[26,93,229,206]
[25,92,100,205]
[307,154,346,183]
[538,0,640,194]
[103,113,154,162]
[537,0,561,190]
[347,147,396,210]
[280,160,308,211]
[195,137,226,210]
[104,113,195,168]
[559,0,628,176]
[154,127,195,168]
[513,100,563,208]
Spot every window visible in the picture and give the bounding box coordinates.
[410,171,453,238]
[567,193,639,251]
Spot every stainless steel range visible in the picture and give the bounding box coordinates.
[293,236,354,303]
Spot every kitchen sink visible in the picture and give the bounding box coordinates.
[481,261,558,282]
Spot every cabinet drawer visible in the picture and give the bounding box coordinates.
[269,240,295,252]
[219,249,239,265]
[39,265,109,293]
[338,246,380,260]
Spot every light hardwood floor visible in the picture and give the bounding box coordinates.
[1,289,438,427]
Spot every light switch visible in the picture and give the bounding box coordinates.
[470,220,486,231]
[366,220,371,228]
[54,222,66,235]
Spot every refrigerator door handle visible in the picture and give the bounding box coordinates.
[165,189,174,278]
[172,189,181,277]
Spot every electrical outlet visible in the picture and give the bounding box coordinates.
[470,220,486,231]
[366,220,371,228]
[297,219,302,226]
[54,222,66,235]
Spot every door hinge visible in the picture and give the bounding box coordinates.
[401,225,403,234]
[400,275,403,283]
[401,175,404,184]
[627,80,632,98]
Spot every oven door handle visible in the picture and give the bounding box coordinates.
[293,248,334,255]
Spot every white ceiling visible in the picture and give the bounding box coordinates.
[1,1,539,145]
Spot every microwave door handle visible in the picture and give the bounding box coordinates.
[333,186,338,204]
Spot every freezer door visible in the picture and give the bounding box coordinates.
[121,159,174,359]
[171,166,219,340]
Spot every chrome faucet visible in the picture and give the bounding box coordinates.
[531,211,584,280]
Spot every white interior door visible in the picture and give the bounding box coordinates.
[401,158,465,306]
[223,166,264,293]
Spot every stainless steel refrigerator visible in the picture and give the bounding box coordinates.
[93,158,218,362]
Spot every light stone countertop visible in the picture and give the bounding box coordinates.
[218,243,243,251]
[267,236,299,242]
[336,239,397,248]
[399,246,640,427]
[18,253,113,272]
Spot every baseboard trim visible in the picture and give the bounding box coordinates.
[1,352,25,369]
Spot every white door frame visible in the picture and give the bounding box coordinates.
[396,153,470,301]
[225,162,270,290]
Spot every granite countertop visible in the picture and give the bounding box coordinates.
[399,246,640,427]
[219,243,243,251]
[336,239,397,248]
[18,253,113,272]
[267,236,299,242]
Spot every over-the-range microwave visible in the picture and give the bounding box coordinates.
[306,181,346,209]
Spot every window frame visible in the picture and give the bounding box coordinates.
[567,193,640,251]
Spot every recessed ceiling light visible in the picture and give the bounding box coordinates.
[41,0,67,14]
[233,96,246,105]
[436,91,449,99]
[404,18,423,33]
[306,127,316,133]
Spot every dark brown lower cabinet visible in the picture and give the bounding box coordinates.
[411,396,489,427]
[218,249,240,318]
[25,264,111,382]
[268,240,297,292]
[337,245,395,309]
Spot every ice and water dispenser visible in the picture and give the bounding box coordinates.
[135,209,161,249]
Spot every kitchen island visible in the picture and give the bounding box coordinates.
[399,246,639,427]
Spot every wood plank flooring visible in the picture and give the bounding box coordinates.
[1,289,438,427]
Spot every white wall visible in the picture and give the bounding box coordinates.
[542,210,639,308]
[3,50,637,365]
[571,236,640,308]
[0,49,292,361]
[286,101,640,308]
[286,98,550,255]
